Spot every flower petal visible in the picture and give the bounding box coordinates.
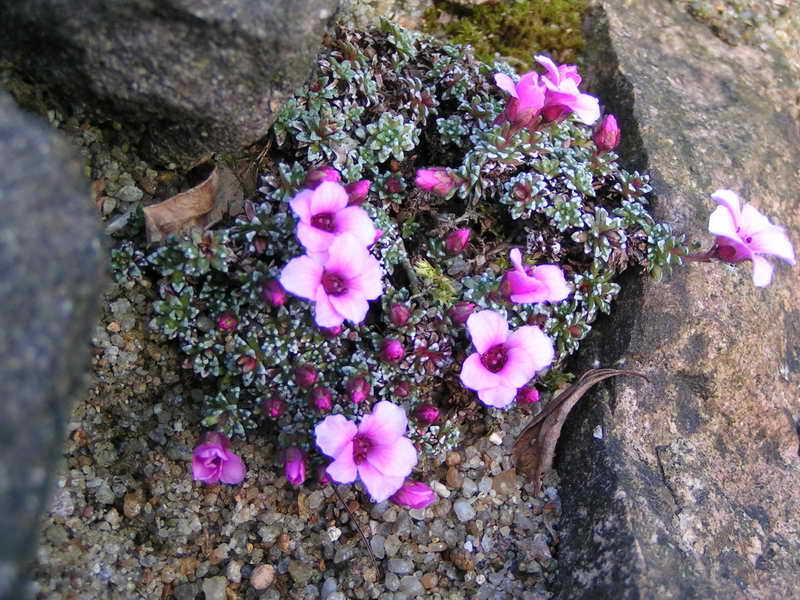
[569,92,600,125]
[466,310,509,353]
[334,206,376,246]
[288,189,314,223]
[710,189,741,220]
[460,352,501,391]
[497,347,535,388]
[740,203,775,235]
[219,452,246,484]
[297,221,336,252]
[310,181,349,214]
[324,233,370,278]
[329,290,369,324]
[358,401,408,444]
[531,265,570,301]
[509,248,525,271]
[505,326,555,373]
[749,228,796,264]
[315,414,358,458]
[280,256,322,300]
[348,255,383,300]
[534,55,560,83]
[326,443,358,483]
[478,385,517,409]
[751,255,774,287]
[357,461,406,503]
[314,287,343,327]
[708,205,740,239]
[366,436,417,478]
[494,73,518,98]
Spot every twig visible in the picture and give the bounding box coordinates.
[330,484,380,576]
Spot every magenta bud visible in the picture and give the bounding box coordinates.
[317,464,332,486]
[394,379,412,398]
[304,166,341,189]
[445,228,471,255]
[516,385,540,405]
[412,403,439,426]
[294,364,317,388]
[381,338,405,363]
[345,180,371,206]
[262,280,287,307]
[347,376,370,404]
[263,395,285,419]
[320,324,342,338]
[389,304,411,327]
[415,167,459,197]
[593,114,620,153]
[284,447,306,486]
[217,311,238,331]
[448,302,476,325]
[310,386,333,411]
[385,177,403,195]
[389,481,437,510]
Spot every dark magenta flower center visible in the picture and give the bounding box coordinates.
[311,212,336,232]
[480,344,508,373]
[322,271,347,296]
[352,435,372,465]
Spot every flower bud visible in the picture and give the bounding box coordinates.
[263,395,285,419]
[345,180,371,206]
[389,481,437,510]
[445,228,471,255]
[415,167,459,197]
[385,177,403,195]
[262,280,287,307]
[317,464,332,486]
[284,447,306,486]
[593,114,620,153]
[516,385,540,405]
[238,355,257,373]
[394,379,412,398]
[217,311,238,331]
[304,166,341,189]
[320,324,342,338]
[389,304,411,327]
[347,376,370,404]
[310,386,333,411]
[448,302,476,325]
[294,364,317,388]
[381,338,405,363]
[413,403,439,426]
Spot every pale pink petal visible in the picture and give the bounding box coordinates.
[326,444,358,483]
[510,288,549,304]
[509,248,525,271]
[466,310,509,353]
[708,205,740,239]
[289,189,314,223]
[219,452,246,484]
[749,228,796,264]
[534,55,560,83]
[315,414,358,457]
[497,347,535,388]
[569,92,600,125]
[494,73,519,98]
[739,204,775,235]
[506,325,555,372]
[516,73,546,111]
[366,437,417,477]
[460,352,501,391]
[280,256,322,300]
[297,221,336,252]
[310,181,349,214]
[531,265,570,301]
[324,233,369,278]
[357,461,406,502]
[710,189,741,220]
[334,206,376,245]
[751,255,774,287]
[358,401,407,444]
[558,64,581,85]
[314,286,344,327]
[329,291,369,324]
[348,255,383,300]
[478,385,517,409]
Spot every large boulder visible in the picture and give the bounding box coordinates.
[0,0,339,168]
[554,1,800,598]
[0,92,105,598]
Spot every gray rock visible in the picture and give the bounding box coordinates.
[288,560,317,585]
[555,2,800,599]
[387,558,414,575]
[174,582,200,600]
[384,534,402,557]
[452,499,475,523]
[399,575,424,595]
[0,91,104,598]
[202,575,228,600]
[369,534,386,559]
[0,0,338,167]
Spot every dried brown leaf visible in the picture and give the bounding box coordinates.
[514,368,648,494]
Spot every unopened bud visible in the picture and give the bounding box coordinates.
[385,177,403,195]
[413,403,439,426]
[394,379,412,398]
[593,114,620,153]
[347,376,370,404]
[389,304,411,327]
[262,280,287,307]
[304,166,341,189]
[217,311,238,331]
[445,228,471,255]
[415,167,459,197]
[345,180,371,206]
[238,355,257,373]
[389,481,437,509]
[516,385,540,405]
[263,395,285,419]
[317,464,332,486]
[284,447,306,486]
[294,364,317,388]
[448,302,476,325]
[381,338,405,363]
[310,386,333,411]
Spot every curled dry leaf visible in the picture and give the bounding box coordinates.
[513,368,648,495]
[143,162,243,243]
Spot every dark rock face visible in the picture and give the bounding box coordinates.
[0,92,105,598]
[0,0,339,167]
[554,2,800,599]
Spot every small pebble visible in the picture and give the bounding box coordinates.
[201,576,227,600]
[429,480,450,498]
[453,499,476,523]
[461,478,477,498]
[250,564,275,590]
[421,572,439,590]
[226,560,242,584]
[388,558,414,575]
[446,467,464,489]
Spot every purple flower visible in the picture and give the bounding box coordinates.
[412,403,439,426]
[217,311,238,331]
[389,303,411,327]
[448,301,476,324]
[593,114,620,152]
[505,248,570,304]
[294,364,318,388]
[191,432,246,485]
[315,401,418,502]
[445,228,471,255]
[289,181,376,260]
[515,385,540,405]
[460,310,554,409]
[347,376,370,404]
[708,189,795,286]
[381,338,405,363]
[284,447,306,486]
[263,395,285,420]
[415,168,460,197]
[345,180,371,206]
[280,233,383,328]
[304,166,341,189]
[494,71,546,127]
[261,280,287,307]
[310,386,333,411]
[389,481,437,510]
[535,55,600,125]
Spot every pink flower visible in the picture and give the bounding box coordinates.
[289,181,376,259]
[505,248,570,304]
[445,228,471,255]
[284,447,306,486]
[494,71,546,127]
[460,310,554,409]
[304,166,341,189]
[412,403,439,426]
[535,55,600,125]
[280,233,383,327]
[345,180,371,206]
[708,189,796,286]
[389,481,437,509]
[191,432,246,485]
[415,168,460,197]
[593,114,620,152]
[315,401,418,502]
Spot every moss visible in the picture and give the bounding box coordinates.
[421,0,588,72]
